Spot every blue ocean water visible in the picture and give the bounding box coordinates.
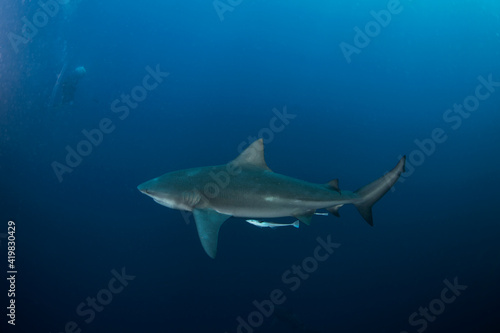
[1,0,500,332]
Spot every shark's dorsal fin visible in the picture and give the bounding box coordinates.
[230,139,270,170]
[193,209,231,259]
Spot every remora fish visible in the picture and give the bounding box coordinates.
[245,219,300,229]
[138,139,405,258]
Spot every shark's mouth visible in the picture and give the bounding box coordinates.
[153,197,175,209]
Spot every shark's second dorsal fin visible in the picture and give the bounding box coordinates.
[230,139,270,170]
[325,179,341,193]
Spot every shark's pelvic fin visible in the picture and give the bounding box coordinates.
[353,156,406,226]
[230,138,271,170]
[327,204,344,217]
[193,209,231,259]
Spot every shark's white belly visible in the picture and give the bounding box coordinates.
[212,195,337,218]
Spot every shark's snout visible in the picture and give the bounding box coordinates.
[137,183,149,194]
[138,179,161,197]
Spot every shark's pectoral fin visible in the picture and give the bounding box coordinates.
[294,210,315,225]
[193,209,231,259]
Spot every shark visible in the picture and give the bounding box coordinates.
[138,139,405,258]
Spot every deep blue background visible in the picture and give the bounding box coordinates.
[1,0,500,332]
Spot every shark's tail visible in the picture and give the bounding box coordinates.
[352,156,406,226]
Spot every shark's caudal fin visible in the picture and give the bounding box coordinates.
[353,156,406,226]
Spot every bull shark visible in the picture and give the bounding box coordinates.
[138,139,405,258]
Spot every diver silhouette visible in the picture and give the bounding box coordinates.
[60,66,86,106]
[48,65,86,108]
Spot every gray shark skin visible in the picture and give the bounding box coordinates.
[138,139,406,258]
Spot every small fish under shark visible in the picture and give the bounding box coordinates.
[245,213,327,229]
[246,219,300,229]
[138,139,406,258]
